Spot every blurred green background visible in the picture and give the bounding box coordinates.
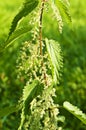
[0,0,86,129]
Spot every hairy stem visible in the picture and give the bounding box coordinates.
[39,0,45,55]
[39,0,48,86]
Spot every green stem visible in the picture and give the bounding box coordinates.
[39,0,45,55]
[39,0,48,86]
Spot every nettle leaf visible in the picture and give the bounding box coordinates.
[8,0,39,38]
[0,26,32,54]
[63,101,86,125]
[0,104,21,118]
[0,0,39,53]
[62,0,70,6]
[18,80,44,130]
[50,0,71,32]
[50,0,63,33]
[56,0,72,23]
[23,80,43,102]
[45,38,63,85]
[2,25,32,50]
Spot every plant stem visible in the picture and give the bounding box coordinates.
[39,0,45,55]
[39,0,48,86]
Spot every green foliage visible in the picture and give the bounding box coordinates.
[0,105,20,118]
[63,101,86,125]
[19,83,61,130]
[16,36,63,129]
[25,87,59,130]
[56,0,71,23]
[18,80,43,130]
[8,0,39,38]
[0,0,39,53]
[13,0,68,129]
[0,25,32,53]
[50,0,63,33]
[45,38,63,85]
[49,0,71,33]
[0,0,86,130]
[6,25,32,48]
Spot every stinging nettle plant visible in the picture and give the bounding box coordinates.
[0,0,86,129]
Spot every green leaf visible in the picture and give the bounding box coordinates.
[50,0,71,32]
[63,101,86,125]
[56,0,72,23]
[50,0,63,33]
[5,25,32,49]
[45,38,63,85]
[8,0,39,38]
[19,80,44,130]
[23,80,44,112]
[0,0,39,53]
[0,25,32,53]
[23,80,42,102]
[0,104,21,118]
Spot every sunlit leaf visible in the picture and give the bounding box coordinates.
[63,101,86,125]
[50,0,63,33]
[19,80,44,130]
[5,25,32,49]
[45,38,63,85]
[8,0,39,37]
[56,0,72,23]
